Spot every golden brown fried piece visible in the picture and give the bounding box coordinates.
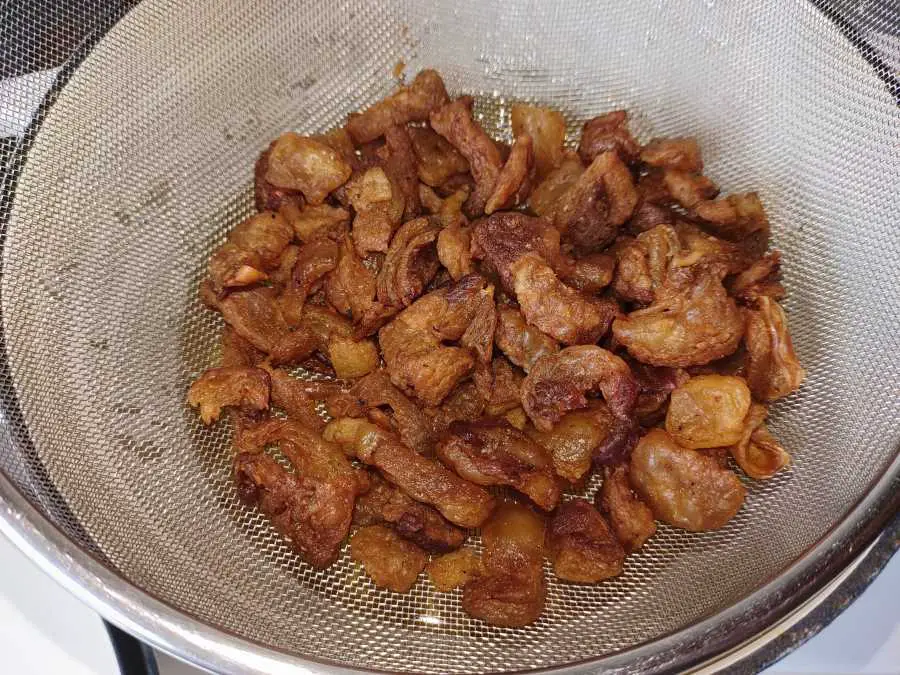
[554,151,639,252]
[665,375,752,449]
[301,305,379,380]
[254,146,302,212]
[485,133,534,214]
[353,472,465,552]
[494,306,559,373]
[324,417,495,528]
[511,104,566,178]
[279,238,340,325]
[557,252,616,294]
[473,356,523,417]
[376,216,440,309]
[381,124,422,219]
[663,169,719,209]
[528,152,584,221]
[279,200,350,242]
[528,401,635,482]
[640,137,703,172]
[612,266,744,368]
[265,132,352,205]
[259,363,328,431]
[437,219,474,281]
[220,326,264,367]
[627,199,676,235]
[597,465,657,553]
[577,111,640,164]
[437,419,560,511]
[378,274,488,405]
[462,502,546,627]
[693,192,769,252]
[217,287,317,365]
[347,69,450,144]
[522,345,638,431]
[233,421,367,568]
[207,211,294,293]
[187,366,269,425]
[511,254,619,345]
[350,524,427,593]
[547,498,624,583]
[425,381,486,436]
[471,212,561,292]
[427,548,482,592]
[630,428,746,531]
[461,287,497,364]
[347,166,404,255]
[727,403,791,479]
[430,96,504,216]
[409,125,470,188]
[729,251,785,304]
[744,297,805,401]
[324,236,378,318]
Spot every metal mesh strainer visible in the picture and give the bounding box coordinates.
[0,1,898,673]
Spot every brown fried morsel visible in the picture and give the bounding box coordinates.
[629,428,746,531]
[528,153,585,221]
[511,255,619,345]
[265,132,352,205]
[430,96,503,216]
[381,124,422,219]
[324,417,495,528]
[627,199,676,235]
[347,166,404,255]
[596,464,657,552]
[494,306,560,372]
[259,363,327,431]
[460,286,497,363]
[425,381,486,436]
[612,225,679,305]
[692,192,769,261]
[547,498,625,583]
[279,238,340,325]
[474,357,524,417]
[528,401,632,483]
[376,216,440,309]
[612,266,744,368]
[629,360,690,425]
[663,170,719,209]
[313,126,358,168]
[254,146,303,212]
[353,472,465,552]
[218,287,317,365]
[640,138,703,173]
[554,150,639,252]
[437,419,560,511]
[269,244,300,292]
[301,305,380,379]
[744,297,805,402]
[233,422,367,568]
[220,326,264,367]
[437,220,474,280]
[521,345,638,431]
[511,104,567,178]
[728,251,785,304]
[378,274,488,405]
[279,200,350,242]
[556,252,616,294]
[577,111,640,165]
[462,502,546,627]
[350,524,427,593]
[187,366,269,425]
[409,125,470,188]
[485,133,534,214]
[665,375,752,449]
[207,211,294,293]
[427,548,482,592]
[471,212,561,292]
[728,403,791,479]
[347,70,450,144]
[324,236,378,319]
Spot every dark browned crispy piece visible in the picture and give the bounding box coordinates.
[627,199,676,235]
[207,211,294,293]
[744,297,805,402]
[511,254,619,345]
[220,326,264,368]
[547,498,624,583]
[460,287,497,363]
[350,524,427,592]
[409,125,470,188]
[259,363,328,431]
[348,70,450,144]
[437,419,560,511]
[353,472,465,552]
[471,212,561,293]
[473,356,523,417]
[462,502,546,627]
[612,266,744,368]
[511,104,566,178]
[381,124,422,219]
[233,421,367,568]
[324,236,378,319]
[430,96,503,216]
[629,360,690,425]
[729,251,785,304]
[597,464,657,552]
[485,133,534,214]
[629,428,745,531]
[279,238,340,326]
[346,166,404,256]
[528,153,584,221]
[692,192,769,262]
[522,345,638,431]
[425,381,486,436]
[494,306,559,372]
[325,417,495,528]
[376,216,440,309]
[640,137,703,172]
[663,169,719,209]
[187,366,270,425]
[578,111,640,164]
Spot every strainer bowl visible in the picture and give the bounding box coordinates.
[0,1,898,673]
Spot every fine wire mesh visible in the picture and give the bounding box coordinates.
[0,0,899,673]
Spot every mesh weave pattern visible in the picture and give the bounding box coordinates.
[1,0,898,672]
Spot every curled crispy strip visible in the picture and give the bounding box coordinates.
[728,403,791,479]
[188,366,270,425]
[744,297,805,401]
[485,133,534,214]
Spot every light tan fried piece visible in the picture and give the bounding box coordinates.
[348,69,450,144]
[597,465,657,553]
[629,428,745,532]
[729,251,785,304]
[662,169,719,209]
[528,153,584,221]
[430,96,503,216]
[462,502,546,627]
[494,306,559,373]
[265,132,352,205]
[547,498,624,583]
[350,524,427,593]
[409,125,470,188]
[640,137,703,172]
[727,403,791,479]
[279,200,350,243]
[577,111,640,165]
[692,192,770,261]
[437,219,474,280]
[511,104,566,178]
[427,548,482,592]
[324,417,495,528]
[744,297,805,402]
[347,166,404,255]
[437,418,560,511]
[484,133,534,214]
[188,366,270,425]
[207,211,294,293]
[522,345,638,431]
[301,305,379,380]
[665,375,752,449]
[254,145,303,212]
